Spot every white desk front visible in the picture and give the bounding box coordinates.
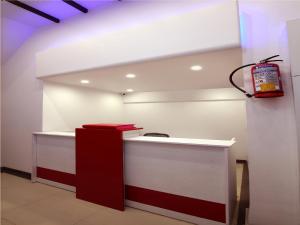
[32,132,236,225]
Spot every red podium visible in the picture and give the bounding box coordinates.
[76,124,140,211]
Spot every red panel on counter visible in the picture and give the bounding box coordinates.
[82,124,133,130]
[125,185,226,223]
[82,124,142,131]
[37,167,76,186]
[76,124,139,211]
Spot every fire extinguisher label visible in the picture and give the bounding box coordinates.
[253,65,280,92]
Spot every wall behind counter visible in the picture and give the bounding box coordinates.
[123,89,247,160]
[43,83,247,160]
[43,82,124,131]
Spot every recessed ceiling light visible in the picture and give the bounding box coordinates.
[80,80,90,84]
[126,89,134,92]
[126,73,136,78]
[190,65,203,71]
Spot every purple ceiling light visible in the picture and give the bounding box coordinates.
[62,0,88,14]
[1,0,120,27]
[5,0,60,23]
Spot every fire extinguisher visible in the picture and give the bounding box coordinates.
[229,55,284,98]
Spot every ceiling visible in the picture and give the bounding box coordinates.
[1,0,229,64]
[42,47,243,93]
[1,0,118,27]
[1,0,221,28]
[1,0,120,63]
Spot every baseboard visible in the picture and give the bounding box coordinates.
[1,167,31,180]
[236,160,247,164]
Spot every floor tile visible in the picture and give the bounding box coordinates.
[3,194,97,225]
[75,207,192,225]
[1,174,67,212]
[1,173,29,189]
[2,167,243,225]
[1,218,16,225]
[236,163,244,199]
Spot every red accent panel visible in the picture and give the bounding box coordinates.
[35,167,225,223]
[125,185,226,223]
[76,126,125,211]
[37,167,76,186]
[76,123,141,211]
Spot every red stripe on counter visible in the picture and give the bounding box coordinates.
[36,167,225,223]
[125,185,226,223]
[37,167,76,186]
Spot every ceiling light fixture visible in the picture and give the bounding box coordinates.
[190,65,203,71]
[126,89,134,92]
[125,73,136,78]
[80,80,90,84]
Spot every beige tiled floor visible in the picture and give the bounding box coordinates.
[1,165,243,225]
[236,163,244,200]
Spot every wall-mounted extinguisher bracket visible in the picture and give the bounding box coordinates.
[229,55,284,98]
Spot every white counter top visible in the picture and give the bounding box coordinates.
[33,132,235,147]
[33,131,75,137]
[124,136,235,147]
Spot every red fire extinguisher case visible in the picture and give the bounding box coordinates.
[251,63,284,98]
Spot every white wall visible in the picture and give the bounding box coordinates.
[288,20,300,225]
[2,50,43,172]
[0,4,1,217]
[287,19,300,76]
[239,1,300,225]
[123,90,247,160]
[123,88,245,103]
[2,1,236,172]
[0,3,2,204]
[1,17,37,64]
[43,82,124,131]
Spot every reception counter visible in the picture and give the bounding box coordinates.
[32,131,236,225]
